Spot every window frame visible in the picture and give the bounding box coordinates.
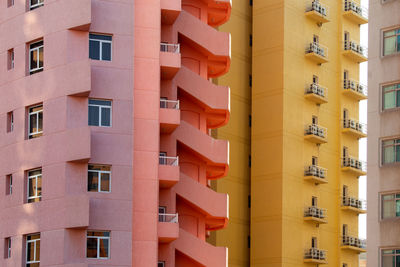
[28,104,43,139]
[89,34,113,61]
[381,248,400,267]
[158,261,166,267]
[381,192,400,219]
[29,40,44,75]
[29,0,44,10]
[6,174,12,195]
[27,169,42,203]
[382,82,400,111]
[4,237,11,259]
[86,231,110,259]
[382,138,400,165]
[87,165,111,193]
[88,99,112,127]
[7,49,14,70]
[26,234,40,266]
[382,27,400,57]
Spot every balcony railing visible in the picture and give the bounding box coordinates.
[159,156,179,166]
[344,40,368,58]
[160,43,180,53]
[344,0,368,20]
[159,213,179,223]
[343,79,368,97]
[342,156,366,173]
[306,42,328,58]
[341,235,366,250]
[304,206,327,219]
[305,124,327,139]
[160,99,180,109]
[306,1,328,17]
[306,83,327,99]
[304,165,327,179]
[343,119,367,135]
[304,248,327,261]
[342,196,367,211]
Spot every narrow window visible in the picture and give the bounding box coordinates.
[86,231,110,259]
[159,152,167,165]
[344,32,350,50]
[312,75,318,84]
[6,174,12,195]
[88,165,111,193]
[160,97,168,108]
[343,109,348,120]
[342,224,348,236]
[249,75,252,87]
[311,237,317,248]
[158,261,165,267]
[7,0,14,7]
[343,185,348,197]
[343,70,349,81]
[312,196,317,207]
[27,169,42,203]
[7,49,14,70]
[248,115,252,127]
[4,237,11,259]
[29,40,43,75]
[88,99,112,127]
[89,34,112,61]
[249,34,252,47]
[7,111,13,133]
[29,0,44,10]
[26,233,40,266]
[312,116,318,125]
[159,206,166,222]
[313,35,319,44]
[312,156,318,166]
[28,104,43,139]
[343,146,348,158]
[383,28,400,56]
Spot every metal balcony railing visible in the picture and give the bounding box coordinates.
[304,206,327,219]
[305,42,328,58]
[344,40,368,58]
[341,235,366,249]
[304,165,327,179]
[306,0,329,17]
[158,213,179,223]
[344,0,368,20]
[160,43,180,53]
[304,248,327,261]
[343,119,367,135]
[159,156,179,166]
[343,79,368,97]
[342,156,366,172]
[306,83,328,98]
[342,196,367,211]
[305,124,327,139]
[160,99,180,109]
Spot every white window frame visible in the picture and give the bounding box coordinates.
[28,104,43,138]
[29,40,43,74]
[383,27,400,57]
[88,99,112,127]
[27,169,42,203]
[86,231,110,259]
[6,237,11,258]
[158,261,166,267]
[9,111,14,132]
[88,165,111,193]
[29,0,44,10]
[26,234,40,265]
[89,34,113,61]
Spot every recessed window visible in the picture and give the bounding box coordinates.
[382,139,400,164]
[4,237,11,259]
[383,28,400,56]
[27,169,42,203]
[383,82,400,110]
[159,206,166,222]
[89,34,112,61]
[381,193,400,219]
[29,0,44,10]
[26,233,40,266]
[88,99,112,127]
[29,40,43,75]
[7,49,14,70]
[87,231,110,259]
[382,249,400,266]
[6,111,13,133]
[7,0,14,7]
[6,174,12,195]
[28,104,43,139]
[88,165,111,193]
[158,261,165,267]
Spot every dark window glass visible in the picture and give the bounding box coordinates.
[88,171,98,192]
[89,34,112,41]
[99,239,109,258]
[89,40,100,60]
[101,173,110,192]
[101,108,111,127]
[86,238,97,258]
[89,99,111,106]
[88,106,99,126]
[102,42,111,61]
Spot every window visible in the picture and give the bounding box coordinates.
[312,75,318,84]
[7,111,13,133]
[29,0,44,10]
[382,139,400,164]
[6,174,12,195]
[28,104,43,139]
[312,116,318,125]
[159,206,166,222]
[313,35,319,44]
[4,237,11,259]
[29,40,43,75]
[311,237,317,248]
[26,233,40,267]
[27,169,42,203]
[7,0,14,7]
[160,97,168,108]
[383,28,400,56]
[7,49,14,70]
[158,261,165,267]
[383,82,400,110]
[89,34,112,61]
[343,185,348,197]
[312,197,317,207]
[342,224,348,236]
[88,99,112,127]
[159,152,167,165]
[382,193,400,219]
[88,165,111,193]
[382,249,400,267]
[312,156,318,166]
[87,231,110,259]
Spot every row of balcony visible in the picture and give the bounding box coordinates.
[305,120,367,143]
[305,0,368,25]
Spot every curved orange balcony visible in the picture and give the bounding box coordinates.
[175,11,231,78]
[173,121,229,179]
[174,173,228,230]
[175,66,230,128]
[206,0,232,27]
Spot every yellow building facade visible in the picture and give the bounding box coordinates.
[211,0,368,266]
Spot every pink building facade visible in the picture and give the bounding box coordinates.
[0,0,231,266]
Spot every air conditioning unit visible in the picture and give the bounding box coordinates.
[350,42,357,51]
[317,87,322,96]
[357,84,364,93]
[319,168,326,178]
[312,1,319,11]
[320,7,327,16]
[350,81,356,89]
[308,165,318,176]
[357,160,362,169]
[349,119,356,129]
[311,83,319,94]
[349,158,356,167]
[319,47,325,57]
[318,128,325,138]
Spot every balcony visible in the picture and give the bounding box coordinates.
[160,43,181,79]
[161,0,181,24]
[341,196,366,214]
[304,206,327,224]
[159,156,179,188]
[341,235,366,253]
[305,1,330,25]
[342,119,367,138]
[160,99,180,133]
[341,156,367,176]
[343,41,368,63]
[304,248,327,264]
[158,213,179,243]
[343,79,368,101]
[305,83,328,104]
[343,0,368,25]
[304,124,328,144]
[304,165,328,184]
[305,42,329,64]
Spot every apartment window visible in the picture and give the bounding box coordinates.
[160,97,168,108]
[313,35,319,44]
[381,193,400,219]
[382,139,400,164]
[7,49,14,70]
[4,237,11,259]
[343,185,348,197]
[342,224,348,236]
[7,111,13,133]
[86,231,110,259]
[312,75,318,84]
[29,0,44,10]
[383,28,400,56]
[159,206,166,222]
[159,152,167,165]
[29,40,43,75]
[343,146,349,158]
[7,0,14,7]
[88,165,111,193]
[383,82,400,110]
[311,237,317,248]
[312,116,318,125]
[312,197,317,207]
[6,174,12,195]
[27,169,42,203]
[158,261,165,267]
[28,104,43,139]
[88,99,112,127]
[26,233,40,267]
[89,34,112,61]
[312,156,318,166]
[343,264,348,267]
[382,249,400,267]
